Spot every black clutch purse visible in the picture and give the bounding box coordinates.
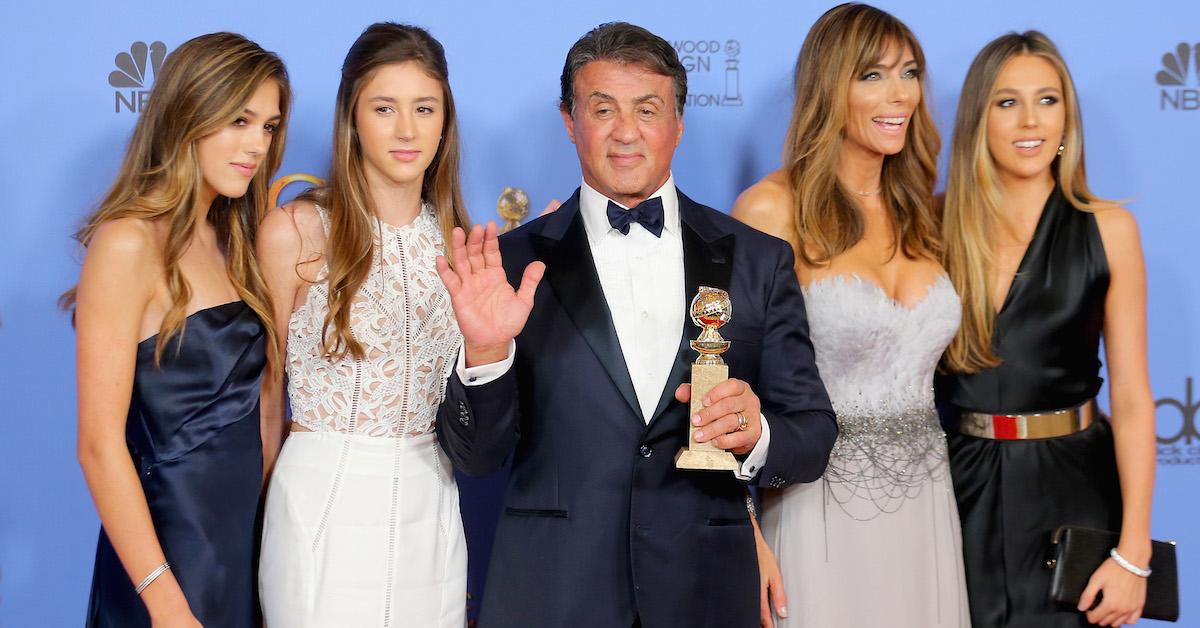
[1047,525,1180,622]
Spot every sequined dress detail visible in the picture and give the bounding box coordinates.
[761,274,971,626]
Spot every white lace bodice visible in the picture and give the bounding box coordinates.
[802,273,961,517]
[287,205,461,438]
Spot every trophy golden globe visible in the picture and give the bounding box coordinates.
[675,287,741,471]
[496,187,530,233]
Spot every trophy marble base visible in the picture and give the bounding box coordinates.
[674,448,740,471]
[675,361,740,472]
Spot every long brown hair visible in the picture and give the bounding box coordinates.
[942,30,1111,373]
[784,3,941,266]
[300,22,470,361]
[62,32,290,368]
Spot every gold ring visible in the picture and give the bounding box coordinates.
[736,411,748,431]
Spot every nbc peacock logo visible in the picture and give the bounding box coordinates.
[1156,42,1200,110]
[108,41,168,114]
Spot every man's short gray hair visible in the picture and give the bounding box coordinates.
[560,22,687,117]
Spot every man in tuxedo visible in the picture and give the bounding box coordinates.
[435,22,836,628]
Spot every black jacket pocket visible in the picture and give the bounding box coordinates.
[706,516,750,527]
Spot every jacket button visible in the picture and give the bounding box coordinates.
[639,445,653,458]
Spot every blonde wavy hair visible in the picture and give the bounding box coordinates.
[784,2,941,266]
[942,30,1111,373]
[62,32,290,370]
[299,22,470,361]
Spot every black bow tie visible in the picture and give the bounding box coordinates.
[606,197,665,238]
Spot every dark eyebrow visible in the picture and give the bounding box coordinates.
[586,92,663,106]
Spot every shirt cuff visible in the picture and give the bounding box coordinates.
[734,413,770,481]
[457,340,515,386]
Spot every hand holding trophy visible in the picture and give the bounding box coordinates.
[676,287,741,471]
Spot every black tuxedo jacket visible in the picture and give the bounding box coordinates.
[438,189,836,628]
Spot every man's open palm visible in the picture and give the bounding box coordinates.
[436,222,545,358]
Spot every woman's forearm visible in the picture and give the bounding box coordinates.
[1109,392,1156,565]
[78,440,190,616]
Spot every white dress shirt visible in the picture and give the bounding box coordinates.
[459,175,769,480]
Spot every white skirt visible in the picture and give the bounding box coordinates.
[259,431,466,627]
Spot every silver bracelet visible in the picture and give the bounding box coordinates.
[1109,548,1152,578]
[134,562,171,595]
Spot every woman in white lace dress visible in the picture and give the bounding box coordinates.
[732,5,969,627]
[256,23,473,626]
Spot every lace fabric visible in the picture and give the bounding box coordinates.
[802,274,961,519]
[286,205,461,438]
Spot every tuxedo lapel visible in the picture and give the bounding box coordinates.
[647,193,734,424]
[532,193,643,421]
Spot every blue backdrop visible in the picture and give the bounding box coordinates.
[2,1,1196,624]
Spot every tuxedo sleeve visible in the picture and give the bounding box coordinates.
[752,242,837,487]
[436,235,532,477]
[437,365,520,477]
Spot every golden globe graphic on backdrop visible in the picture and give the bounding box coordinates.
[673,37,744,108]
[109,41,167,114]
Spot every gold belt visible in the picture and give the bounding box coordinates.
[958,401,1095,440]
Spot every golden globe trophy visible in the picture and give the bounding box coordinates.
[675,286,740,471]
[497,187,530,233]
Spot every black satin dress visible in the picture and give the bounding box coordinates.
[86,301,265,627]
[937,188,1122,628]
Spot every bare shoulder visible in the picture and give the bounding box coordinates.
[77,216,163,305]
[731,170,794,241]
[1092,203,1139,238]
[86,216,161,267]
[260,199,325,259]
[1091,204,1144,268]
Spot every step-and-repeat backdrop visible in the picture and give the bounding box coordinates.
[2,1,1196,624]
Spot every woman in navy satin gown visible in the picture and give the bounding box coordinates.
[66,33,289,627]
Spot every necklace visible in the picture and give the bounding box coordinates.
[851,187,882,197]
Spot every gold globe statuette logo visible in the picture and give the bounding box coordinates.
[268,173,324,209]
[496,187,530,233]
[676,286,740,472]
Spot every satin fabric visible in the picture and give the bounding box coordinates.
[939,188,1121,628]
[86,301,265,627]
[940,187,1109,415]
[948,420,1121,628]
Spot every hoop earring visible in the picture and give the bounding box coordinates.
[1057,143,1065,156]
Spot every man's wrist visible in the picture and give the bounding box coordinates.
[464,342,509,367]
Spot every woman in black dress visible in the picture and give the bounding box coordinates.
[66,33,289,627]
[939,31,1155,627]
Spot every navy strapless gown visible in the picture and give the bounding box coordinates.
[86,301,265,627]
